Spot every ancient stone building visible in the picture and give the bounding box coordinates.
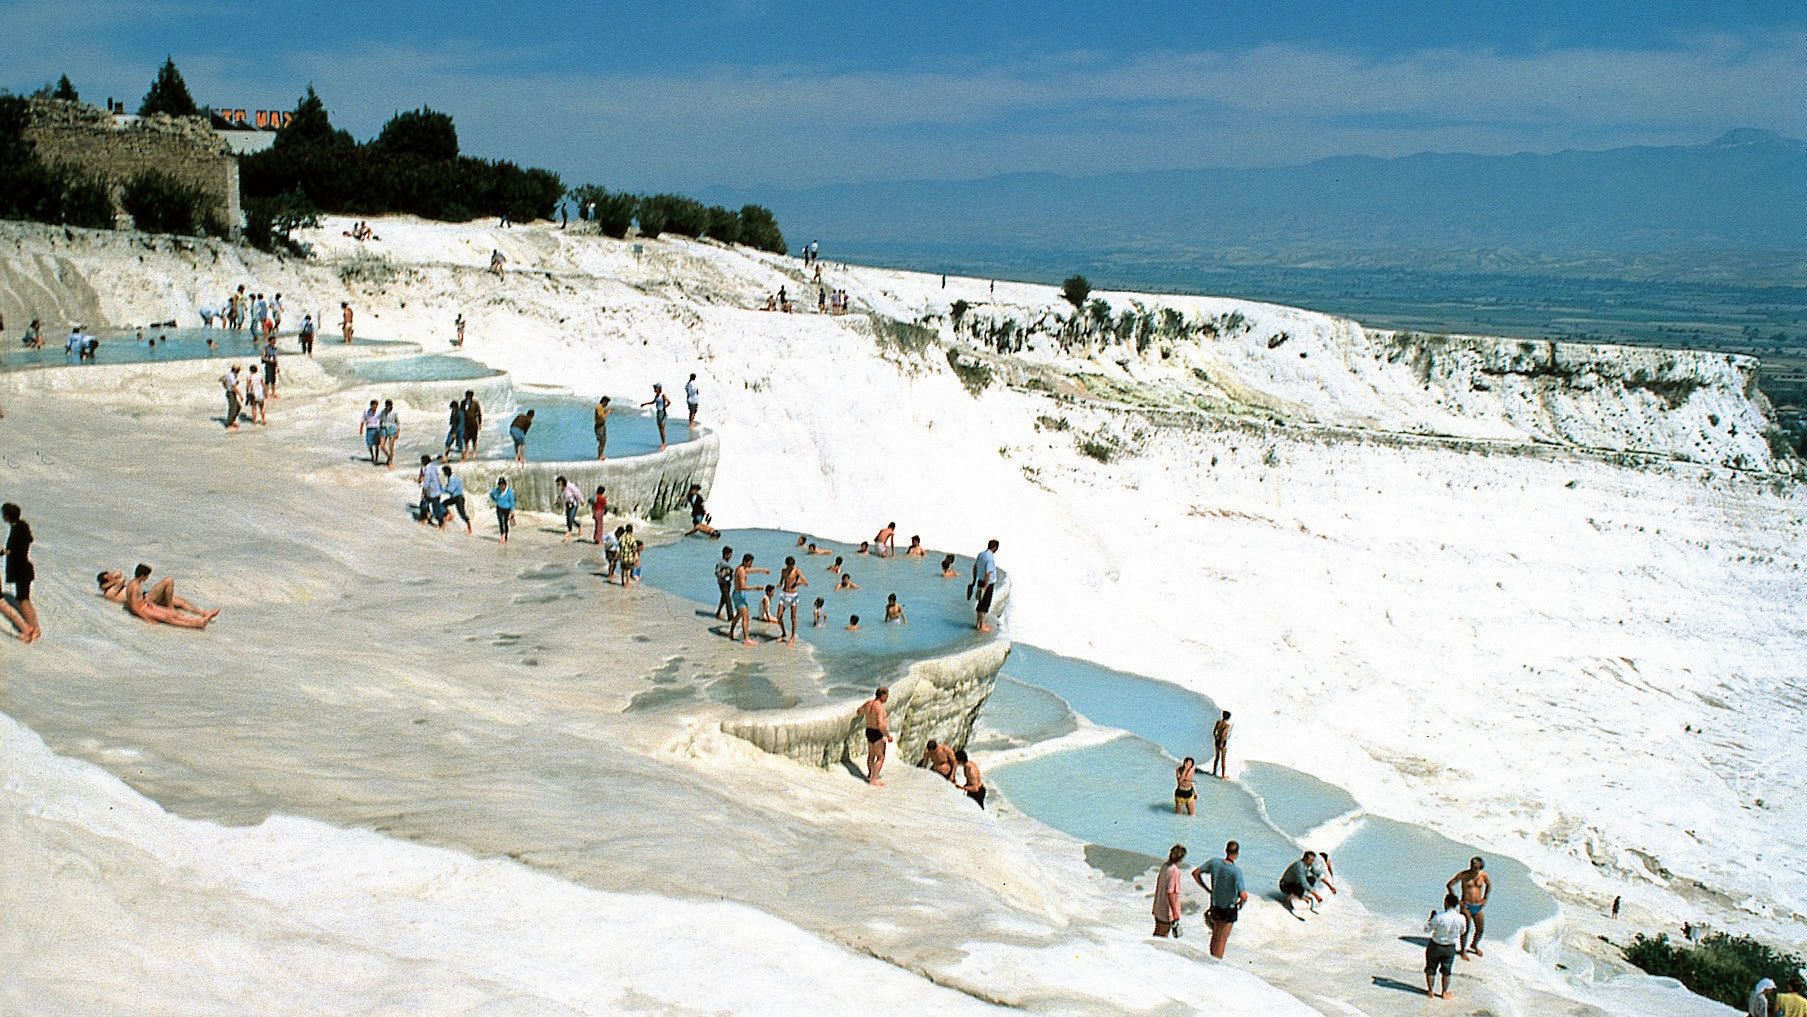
[22,98,239,234]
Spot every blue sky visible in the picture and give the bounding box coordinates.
[4,1,1804,190]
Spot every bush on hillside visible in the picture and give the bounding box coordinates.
[244,188,320,254]
[1623,933,1802,1010]
[737,203,786,254]
[704,204,741,244]
[1061,275,1091,312]
[121,170,222,236]
[635,200,666,239]
[568,186,639,239]
[641,193,710,238]
[371,106,458,161]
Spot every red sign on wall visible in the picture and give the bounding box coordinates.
[216,108,292,130]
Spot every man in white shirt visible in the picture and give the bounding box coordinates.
[973,538,1000,632]
[1423,893,1470,999]
[685,373,700,427]
[221,365,242,431]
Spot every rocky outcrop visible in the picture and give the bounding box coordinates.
[498,433,720,521]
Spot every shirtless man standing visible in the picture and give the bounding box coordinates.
[920,739,957,781]
[1211,710,1233,779]
[858,687,893,785]
[728,553,769,646]
[107,564,219,629]
[340,302,354,343]
[1446,857,1493,957]
[777,555,808,644]
[955,749,985,808]
[873,522,897,558]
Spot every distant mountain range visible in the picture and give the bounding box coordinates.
[707,130,1807,281]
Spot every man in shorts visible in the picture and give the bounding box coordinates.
[713,546,735,620]
[260,335,280,397]
[459,391,483,461]
[919,739,957,781]
[1446,857,1492,957]
[1211,709,1233,778]
[1192,840,1249,959]
[358,400,382,463]
[777,555,808,644]
[727,553,769,645]
[955,749,985,808]
[858,687,892,785]
[1423,893,1469,998]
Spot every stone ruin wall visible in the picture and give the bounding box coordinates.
[22,99,239,235]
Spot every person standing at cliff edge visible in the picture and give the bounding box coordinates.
[340,302,354,344]
[1212,709,1233,779]
[685,374,700,428]
[973,538,1000,633]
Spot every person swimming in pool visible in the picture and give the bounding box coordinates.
[1175,756,1197,815]
[807,543,831,555]
[873,523,896,557]
[836,573,859,591]
[857,540,870,556]
[857,687,891,785]
[920,739,957,781]
[905,535,926,557]
[940,553,957,578]
[811,597,826,627]
[827,556,843,575]
[796,535,808,548]
[1447,857,1492,957]
[846,614,860,630]
[778,556,808,644]
[728,553,769,646]
[884,593,906,623]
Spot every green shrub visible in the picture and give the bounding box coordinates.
[1061,275,1091,311]
[121,170,221,236]
[704,205,742,244]
[371,106,458,161]
[1623,933,1802,1010]
[244,188,320,253]
[946,349,993,396]
[635,201,666,239]
[738,203,786,254]
[641,193,710,238]
[1077,436,1114,462]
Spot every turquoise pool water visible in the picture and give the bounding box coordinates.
[481,393,695,462]
[986,646,1558,936]
[349,354,501,383]
[0,327,387,371]
[640,528,991,695]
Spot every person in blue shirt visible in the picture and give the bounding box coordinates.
[641,384,670,451]
[972,538,1000,632]
[1192,840,1249,959]
[488,477,516,544]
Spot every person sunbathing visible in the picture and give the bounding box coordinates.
[100,565,219,629]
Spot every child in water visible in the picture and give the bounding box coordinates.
[812,597,827,627]
[757,585,777,623]
[940,554,958,578]
[837,573,859,591]
[827,556,843,574]
[884,594,906,624]
[846,614,861,631]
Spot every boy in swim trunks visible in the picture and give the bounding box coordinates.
[1175,756,1197,814]
[756,585,777,623]
[727,554,769,645]
[858,688,892,785]
[1446,857,1492,957]
[955,750,985,808]
[812,597,826,627]
[777,556,808,644]
[884,594,906,623]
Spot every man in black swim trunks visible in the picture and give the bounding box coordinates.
[858,687,893,786]
[955,749,985,808]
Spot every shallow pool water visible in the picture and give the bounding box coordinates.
[971,676,1077,748]
[475,393,695,462]
[1331,816,1558,937]
[989,734,1302,882]
[987,645,1558,937]
[0,327,389,372]
[349,354,501,384]
[639,528,991,691]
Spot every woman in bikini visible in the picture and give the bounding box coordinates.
[1174,756,1198,815]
